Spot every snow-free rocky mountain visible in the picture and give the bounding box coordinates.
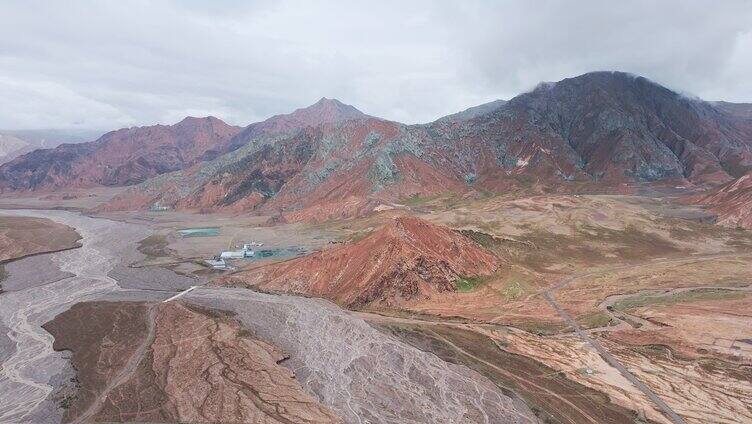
[3,72,752,221]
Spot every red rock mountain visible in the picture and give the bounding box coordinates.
[227,97,368,150]
[219,216,499,308]
[0,117,241,191]
[107,72,752,220]
[103,98,372,212]
[694,172,752,229]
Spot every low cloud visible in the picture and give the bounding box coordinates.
[1,0,750,130]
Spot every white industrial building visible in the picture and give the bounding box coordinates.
[220,244,255,259]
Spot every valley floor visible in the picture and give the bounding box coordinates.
[0,190,750,423]
[0,208,535,424]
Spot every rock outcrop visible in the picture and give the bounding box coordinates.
[220,216,499,308]
[0,116,241,191]
[44,301,340,424]
[104,71,752,217]
[694,172,752,229]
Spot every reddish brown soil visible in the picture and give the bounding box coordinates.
[42,301,150,423]
[98,72,752,218]
[220,216,499,308]
[378,323,650,424]
[45,301,340,424]
[693,172,752,229]
[606,295,752,364]
[0,216,80,263]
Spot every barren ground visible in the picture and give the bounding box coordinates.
[2,190,751,423]
[0,216,80,271]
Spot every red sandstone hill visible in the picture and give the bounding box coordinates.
[0,117,241,191]
[218,216,500,308]
[104,71,752,219]
[694,172,752,229]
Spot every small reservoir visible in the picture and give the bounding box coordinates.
[176,227,220,238]
[249,246,307,261]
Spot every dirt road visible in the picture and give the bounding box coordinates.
[543,290,687,424]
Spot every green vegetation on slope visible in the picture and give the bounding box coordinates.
[612,288,747,311]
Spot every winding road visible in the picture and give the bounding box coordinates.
[542,290,688,424]
[535,252,752,424]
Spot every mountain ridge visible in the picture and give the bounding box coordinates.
[0,116,242,191]
[101,71,752,219]
[4,71,752,222]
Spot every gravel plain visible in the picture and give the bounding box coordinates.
[0,209,539,423]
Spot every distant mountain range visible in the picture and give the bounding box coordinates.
[0,128,103,165]
[0,118,240,190]
[2,71,752,222]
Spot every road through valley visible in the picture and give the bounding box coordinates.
[0,209,538,424]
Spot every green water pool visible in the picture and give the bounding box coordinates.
[176,227,220,237]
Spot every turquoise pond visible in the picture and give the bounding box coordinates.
[176,227,220,237]
[247,246,307,261]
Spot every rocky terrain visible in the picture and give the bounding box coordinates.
[0,117,241,191]
[220,216,499,308]
[0,209,538,424]
[2,69,752,424]
[0,216,80,293]
[693,171,752,228]
[432,99,507,124]
[0,216,80,264]
[227,97,369,151]
[45,301,341,424]
[101,98,372,213]
[100,71,752,220]
[713,101,752,121]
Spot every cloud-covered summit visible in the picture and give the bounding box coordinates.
[1,1,751,130]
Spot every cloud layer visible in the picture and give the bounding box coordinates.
[1,0,751,130]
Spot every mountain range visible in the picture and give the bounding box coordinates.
[0,117,240,190]
[0,129,102,165]
[2,71,752,222]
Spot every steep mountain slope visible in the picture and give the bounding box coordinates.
[432,99,507,124]
[496,72,752,183]
[0,117,241,191]
[713,102,752,121]
[106,72,752,218]
[694,172,752,229]
[227,97,367,150]
[219,216,499,308]
[103,99,373,212]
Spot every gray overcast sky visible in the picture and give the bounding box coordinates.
[1,0,751,130]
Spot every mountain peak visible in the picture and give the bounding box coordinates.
[299,97,366,117]
[529,71,676,99]
[274,97,368,128]
[175,115,227,127]
[220,215,498,308]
